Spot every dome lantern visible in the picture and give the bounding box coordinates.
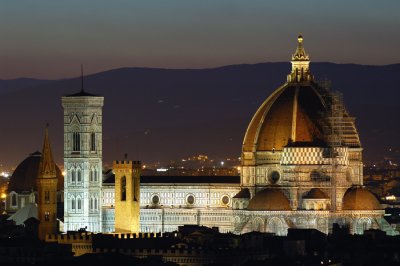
[288,34,313,83]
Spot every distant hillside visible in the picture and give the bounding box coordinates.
[1,62,399,167]
[0,78,51,95]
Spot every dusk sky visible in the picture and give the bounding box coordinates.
[1,0,399,79]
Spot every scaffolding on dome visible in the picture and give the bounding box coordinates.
[318,79,361,149]
[319,83,346,212]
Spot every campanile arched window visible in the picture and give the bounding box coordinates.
[77,198,82,210]
[72,132,81,151]
[90,132,96,151]
[71,169,76,183]
[77,169,82,182]
[71,197,76,210]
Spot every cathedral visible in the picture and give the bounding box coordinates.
[6,35,396,236]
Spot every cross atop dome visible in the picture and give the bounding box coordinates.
[287,34,313,83]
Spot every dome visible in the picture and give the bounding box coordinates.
[242,36,361,154]
[303,188,329,199]
[342,187,381,210]
[247,188,291,211]
[243,83,327,152]
[8,151,63,193]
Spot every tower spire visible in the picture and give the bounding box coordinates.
[287,34,313,83]
[39,125,56,178]
[37,125,58,240]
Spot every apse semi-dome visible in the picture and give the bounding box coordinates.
[247,188,291,211]
[342,187,381,210]
[8,151,63,193]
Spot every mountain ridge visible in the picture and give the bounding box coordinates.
[1,62,399,168]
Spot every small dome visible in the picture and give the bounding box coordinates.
[8,152,63,193]
[342,187,381,210]
[303,188,329,199]
[247,188,291,211]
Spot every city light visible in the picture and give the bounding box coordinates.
[1,172,9,178]
[385,195,396,201]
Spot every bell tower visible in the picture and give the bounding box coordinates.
[114,160,141,233]
[62,88,104,233]
[37,126,58,240]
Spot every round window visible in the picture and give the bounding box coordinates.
[187,195,195,205]
[151,195,160,205]
[222,195,230,205]
[269,171,280,184]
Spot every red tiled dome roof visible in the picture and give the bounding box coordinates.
[247,188,291,211]
[8,151,63,193]
[342,187,381,210]
[242,83,327,152]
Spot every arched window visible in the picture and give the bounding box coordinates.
[253,218,264,232]
[356,218,370,234]
[90,198,93,209]
[90,133,96,151]
[72,132,81,151]
[234,202,238,209]
[71,198,76,210]
[77,198,82,210]
[90,169,93,182]
[94,169,98,182]
[121,176,126,201]
[94,198,98,210]
[77,169,82,182]
[71,169,76,182]
[361,222,368,232]
[268,218,283,236]
[11,194,17,207]
[271,221,279,234]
